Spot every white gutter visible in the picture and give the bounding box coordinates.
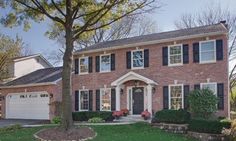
[74,31,227,55]
[0,82,57,89]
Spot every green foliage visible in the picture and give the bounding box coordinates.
[51,116,61,124]
[231,87,236,111]
[72,111,114,122]
[0,34,25,80]
[188,89,218,119]
[88,117,105,123]
[153,109,190,124]
[0,124,21,133]
[188,119,231,134]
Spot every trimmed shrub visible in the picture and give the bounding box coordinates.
[188,119,231,134]
[154,109,190,124]
[72,111,114,121]
[88,117,105,123]
[188,89,218,119]
[51,116,61,124]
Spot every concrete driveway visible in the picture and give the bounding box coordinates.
[0,119,49,128]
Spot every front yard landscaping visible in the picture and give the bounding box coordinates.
[0,123,197,141]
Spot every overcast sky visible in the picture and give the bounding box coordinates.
[0,0,235,61]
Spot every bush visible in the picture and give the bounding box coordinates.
[112,111,123,119]
[0,124,21,133]
[141,110,151,120]
[51,116,61,124]
[188,89,218,119]
[154,109,190,124]
[72,111,114,122]
[121,109,129,116]
[188,118,231,134]
[88,117,105,123]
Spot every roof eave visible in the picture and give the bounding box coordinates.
[74,31,227,55]
[0,82,57,89]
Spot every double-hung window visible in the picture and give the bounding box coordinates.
[200,83,217,94]
[132,50,144,69]
[79,90,89,111]
[100,88,111,111]
[200,40,216,63]
[100,54,111,72]
[169,85,183,110]
[79,57,89,74]
[168,45,182,66]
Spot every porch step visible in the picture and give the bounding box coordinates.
[114,115,151,123]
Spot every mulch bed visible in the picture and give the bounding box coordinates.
[35,127,96,141]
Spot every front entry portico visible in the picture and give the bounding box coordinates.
[111,71,157,115]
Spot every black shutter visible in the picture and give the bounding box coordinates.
[111,54,115,71]
[95,56,100,72]
[89,90,93,111]
[126,51,131,69]
[88,57,93,73]
[75,90,79,111]
[194,84,200,90]
[162,47,168,66]
[183,44,189,64]
[96,89,100,111]
[184,85,190,110]
[216,39,223,60]
[163,86,169,109]
[111,88,116,111]
[217,83,224,110]
[74,58,79,74]
[144,49,149,67]
[193,42,199,63]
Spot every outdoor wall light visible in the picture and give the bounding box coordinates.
[120,88,124,95]
[50,93,53,98]
[152,87,156,94]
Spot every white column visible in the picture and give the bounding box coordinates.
[147,84,152,115]
[115,86,120,111]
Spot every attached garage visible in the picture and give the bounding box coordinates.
[6,92,50,120]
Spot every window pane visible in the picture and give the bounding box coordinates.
[132,50,144,68]
[133,59,144,67]
[80,91,89,110]
[201,41,214,52]
[201,51,215,62]
[170,55,181,64]
[101,55,111,71]
[80,57,88,73]
[170,46,181,55]
[202,84,216,94]
[101,89,111,111]
[170,85,182,110]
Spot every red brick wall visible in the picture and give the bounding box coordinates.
[72,34,229,117]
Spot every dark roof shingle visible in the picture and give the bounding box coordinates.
[4,67,62,86]
[76,23,227,53]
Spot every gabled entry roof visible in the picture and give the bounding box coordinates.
[111,71,157,86]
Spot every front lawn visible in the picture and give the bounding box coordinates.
[0,123,197,141]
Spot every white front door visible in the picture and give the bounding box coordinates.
[6,92,50,120]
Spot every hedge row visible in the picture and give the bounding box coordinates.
[154,109,190,124]
[72,111,114,121]
[188,119,231,134]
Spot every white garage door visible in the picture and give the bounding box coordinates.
[6,92,49,120]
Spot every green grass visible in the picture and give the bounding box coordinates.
[0,123,197,141]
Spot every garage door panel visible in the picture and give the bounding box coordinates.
[6,93,49,120]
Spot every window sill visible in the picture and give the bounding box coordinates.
[99,70,111,74]
[79,72,89,75]
[199,60,217,64]
[168,64,183,67]
[131,67,144,70]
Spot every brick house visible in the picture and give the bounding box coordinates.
[0,22,230,120]
[72,22,229,117]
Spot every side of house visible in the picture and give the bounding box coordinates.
[72,22,229,117]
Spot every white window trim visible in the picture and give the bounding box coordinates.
[168,44,183,66]
[100,88,111,111]
[79,56,89,75]
[131,49,144,70]
[79,90,89,111]
[200,82,217,95]
[199,40,216,64]
[100,54,111,73]
[168,84,184,110]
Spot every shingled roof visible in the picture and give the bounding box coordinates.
[4,67,62,87]
[75,23,227,53]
